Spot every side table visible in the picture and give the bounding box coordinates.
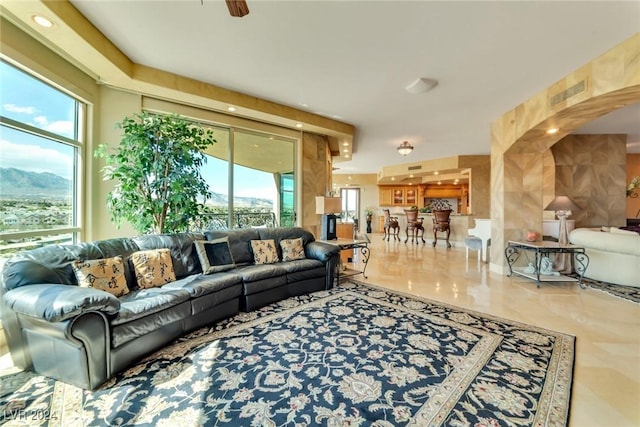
[322,237,371,281]
[505,240,589,288]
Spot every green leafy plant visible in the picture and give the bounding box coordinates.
[95,112,216,234]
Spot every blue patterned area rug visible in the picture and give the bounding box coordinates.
[0,280,574,426]
[570,274,640,304]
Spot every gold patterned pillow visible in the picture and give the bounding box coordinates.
[130,248,176,289]
[72,256,129,297]
[250,239,279,264]
[280,237,306,261]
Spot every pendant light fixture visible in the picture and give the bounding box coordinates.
[397,141,414,156]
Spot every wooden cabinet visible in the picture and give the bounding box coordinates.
[379,186,419,206]
[380,188,393,205]
[405,188,417,205]
[424,184,462,199]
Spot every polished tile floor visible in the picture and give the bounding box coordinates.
[345,233,640,427]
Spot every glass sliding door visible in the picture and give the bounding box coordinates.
[232,129,295,229]
[340,188,360,228]
[279,173,294,226]
[200,126,231,229]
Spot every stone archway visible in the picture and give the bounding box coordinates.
[490,33,640,273]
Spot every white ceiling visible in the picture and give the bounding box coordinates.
[70,0,640,174]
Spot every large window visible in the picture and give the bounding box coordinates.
[199,126,295,229]
[0,60,84,263]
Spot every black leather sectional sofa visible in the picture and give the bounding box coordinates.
[1,227,340,389]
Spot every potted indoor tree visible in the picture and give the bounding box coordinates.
[95,112,216,234]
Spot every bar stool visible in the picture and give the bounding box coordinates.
[383,209,400,241]
[404,209,425,244]
[432,209,452,248]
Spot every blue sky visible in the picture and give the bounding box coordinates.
[1,61,76,179]
[1,60,277,201]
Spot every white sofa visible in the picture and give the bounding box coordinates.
[569,227,640,288]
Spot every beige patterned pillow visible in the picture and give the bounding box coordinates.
[72,256,129,297]
[280,237,306,261]
[250,239,279,264]
[130,248,176,288]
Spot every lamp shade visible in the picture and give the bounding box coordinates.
[544,196,579,212]
[315,196,342,214]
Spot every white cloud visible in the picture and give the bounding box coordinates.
[2,104,36,115]
[0,139,74,180]
[31,116,74,137]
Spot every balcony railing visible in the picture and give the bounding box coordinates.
[191,212,279,231]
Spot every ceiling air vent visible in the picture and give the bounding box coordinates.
[408,165,422,171]
[550,80,586,107]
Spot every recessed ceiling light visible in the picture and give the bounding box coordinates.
[434,171,439,175]
[546,127,560,135]
[227,106,236,112]
[295,123,303,128]
[342,142,349,146]
[344,154,350,158]
[438,181,442,185]
[32,15,53,28]
[391,177,395,181]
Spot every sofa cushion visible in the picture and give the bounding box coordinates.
[234,264,287,283]
[111,300,192,348]
[72,256,130,297]
[130,249,177,289]
[250,239,280,264]
[1,238,140,291]
[280,238,306,261]
[194,238,236,274]
[205,229,260,265]
[257,227,315,259]
[132,233,205,278]
[111,287,190,326]
[163,272,243,298]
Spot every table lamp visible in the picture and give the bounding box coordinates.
[544,196,580,244]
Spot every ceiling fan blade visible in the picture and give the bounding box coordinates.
[226,0,249,17]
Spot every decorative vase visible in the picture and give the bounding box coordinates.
[526,231,538,242]
[366,214,372,233]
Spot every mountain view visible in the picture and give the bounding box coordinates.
[0,167,71,198]
[0,167,273,208]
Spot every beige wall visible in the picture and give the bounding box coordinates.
[301,133,333,237]
[628,153,640,219]
[550,134,627,228]
[90,87,142,240]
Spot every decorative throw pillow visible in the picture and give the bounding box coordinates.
[280,237,306,261]
[130,248,176,289]
[194,238,236,274]
[250,239,279,264]
[72,256,130,297]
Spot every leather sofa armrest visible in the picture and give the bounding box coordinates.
[305,241,341,262]
[3,284,120,322]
